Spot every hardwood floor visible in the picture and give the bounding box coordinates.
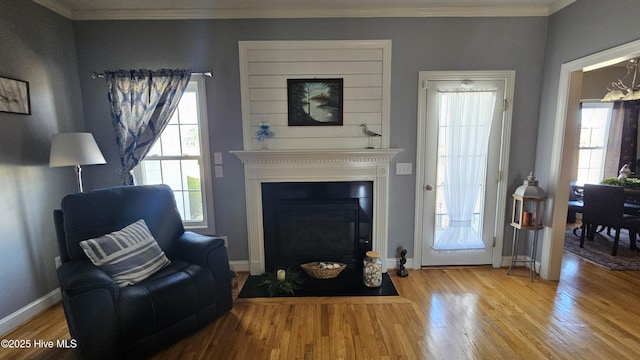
[3,252,640,359]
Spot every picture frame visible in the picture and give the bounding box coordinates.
[0,76,31,115]
[287,78,343,126]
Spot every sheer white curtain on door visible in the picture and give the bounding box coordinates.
[434,90,496,250]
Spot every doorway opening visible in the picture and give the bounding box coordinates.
[543,39,640,280]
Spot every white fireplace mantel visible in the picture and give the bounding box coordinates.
[230,148,403,164]
[230,148,403,275]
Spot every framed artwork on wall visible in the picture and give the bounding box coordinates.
[0,76,30,115]
[287,78,343,126]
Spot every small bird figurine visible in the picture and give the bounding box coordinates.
[360,123,382,137]
[360,123,381,149]
[618,163,632,180]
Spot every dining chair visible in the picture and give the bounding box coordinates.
[568,184,583,236]
[580,184,640,256]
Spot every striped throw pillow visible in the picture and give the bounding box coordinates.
[79,219,171,287]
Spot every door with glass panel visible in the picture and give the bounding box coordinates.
[419,76,507,266]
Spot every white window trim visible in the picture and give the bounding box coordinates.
[134,75,215,233]
[576,100,614,185]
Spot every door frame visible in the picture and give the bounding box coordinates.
[413,70,515,269]
[541,39,640,280]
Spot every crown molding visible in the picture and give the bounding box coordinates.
[32,1,576,20]
[32,0,73,19]
[548,0,576,15]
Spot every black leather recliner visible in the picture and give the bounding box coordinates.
[53,184,232,359]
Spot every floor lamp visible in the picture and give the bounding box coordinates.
[49,132,106,193]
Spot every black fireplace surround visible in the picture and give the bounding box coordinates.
[262,181,373,272]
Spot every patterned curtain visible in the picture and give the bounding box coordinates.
[105,69,191,185]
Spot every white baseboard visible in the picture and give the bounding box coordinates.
[386,257,413,271]
[0,288,61,336]
[501,255,540,272]
[229,260,250,273]
[391,256,538,272]
[501,255,514,268]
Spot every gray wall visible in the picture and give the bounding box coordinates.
[0,0,85,320]
[73,16,548,263]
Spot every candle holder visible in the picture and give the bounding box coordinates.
[257,267,304,296]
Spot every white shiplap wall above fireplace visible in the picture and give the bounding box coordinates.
[238,40,391,150]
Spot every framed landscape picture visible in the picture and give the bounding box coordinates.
[287,78,343,126]
[0,76,31,115]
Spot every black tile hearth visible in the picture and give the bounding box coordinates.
[237,270,398,298]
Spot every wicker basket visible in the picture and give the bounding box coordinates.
[300,262,347,279]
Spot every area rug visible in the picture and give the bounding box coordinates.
[564,227,640,270]
[238,270,399,298]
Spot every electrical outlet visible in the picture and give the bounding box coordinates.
[215,165,224,178]
[55,256,61,269]
[220,235,228,247]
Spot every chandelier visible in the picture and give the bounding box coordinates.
[601,58,640,102]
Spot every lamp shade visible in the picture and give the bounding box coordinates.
[49,132,106,167]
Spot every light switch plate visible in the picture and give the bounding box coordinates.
[396,163,413,175]
[214,152,223,164]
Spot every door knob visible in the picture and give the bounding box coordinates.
[424,184,434,191]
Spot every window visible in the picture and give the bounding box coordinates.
[135,75,214,231]
[576,101,613,185]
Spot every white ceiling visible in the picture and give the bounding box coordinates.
[32,0,576,20]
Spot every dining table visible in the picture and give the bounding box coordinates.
[568,184,640,249]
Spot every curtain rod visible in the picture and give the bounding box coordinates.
[437,88,497,93]
[91,70,213,79]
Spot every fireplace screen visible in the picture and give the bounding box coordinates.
[262,182,373,271]
[276,200,357,256]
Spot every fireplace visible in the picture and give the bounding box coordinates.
[230,148,402,275]
[262,181,373,271]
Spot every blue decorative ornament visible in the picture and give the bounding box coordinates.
[256,122,274,142]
